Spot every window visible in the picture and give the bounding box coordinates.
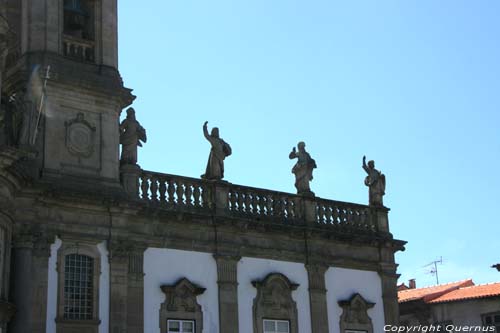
[159,278,205,333]
[252,273,299,333]
[263,319,289,333]
[62,0,96,62]
[56,244,100,333]
[63,254,94,319]
[167,319,194,333]
[483,313,500,332]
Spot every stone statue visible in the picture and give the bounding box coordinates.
[119,108,147,165]
[201,121,231,180]
[289,141,316,196]
[362,155,386,206]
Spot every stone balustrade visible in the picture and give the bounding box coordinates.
[134,169,383,233]
[63,35,95,63]
[139,171,208,210]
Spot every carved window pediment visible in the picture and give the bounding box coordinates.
[252,273,299,333]
[160,278,205,333]
[338,293,375,333]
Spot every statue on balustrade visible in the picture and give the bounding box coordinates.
[362,155,385,207]
[119,107,147,165]
[201,121,232,180]
[289,141,316,196]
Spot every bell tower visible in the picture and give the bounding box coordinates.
[2,0,134,183]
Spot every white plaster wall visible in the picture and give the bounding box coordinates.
[238,257,311,333]
[144,248,219,333]
[326,267,385,333]
[45,239,110,333]
[46,237,62,333]
[97,241,110,333]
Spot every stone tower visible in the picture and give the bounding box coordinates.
[2,0,133,184]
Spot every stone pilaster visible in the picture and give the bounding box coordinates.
[306,264,329,333]
[31,236,51,333]
[379,262,400,325]
[214,255,240,333]
[127,248,145,333]
[9,239,32,333]
[109,241,145,333]
[10,231,51,333]
[109,242,130,333]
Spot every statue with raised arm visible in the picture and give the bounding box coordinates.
[289,141,316,196]
[119,108,147,165]
[362,155,386,206]
[201,121,232,180]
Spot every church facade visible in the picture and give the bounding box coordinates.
[0,1,405,332]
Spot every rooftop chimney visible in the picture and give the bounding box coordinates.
[409,279,416,289]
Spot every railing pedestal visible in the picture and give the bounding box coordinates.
[302,195,317,225]
[214,181,230,215]
[121,164,141,197]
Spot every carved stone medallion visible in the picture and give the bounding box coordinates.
[65,113,96,158]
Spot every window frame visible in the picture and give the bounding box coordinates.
[263,318,290,333]
[167,319,195,333]
[55,242,101,333]
[482,312,500,333]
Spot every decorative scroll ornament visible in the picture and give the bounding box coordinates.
[338,293,375,333]
[159,278,205,333]
[65,112,96,158]
[252,273,299,333]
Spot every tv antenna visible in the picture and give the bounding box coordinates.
[424,256,443,285]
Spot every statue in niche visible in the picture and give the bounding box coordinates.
[201,121,232,180]
[0,91,31,147]
[289,141,316,196]
[119,107,147,165]
[362,155,386,206]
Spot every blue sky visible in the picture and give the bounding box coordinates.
[118,1,500,288]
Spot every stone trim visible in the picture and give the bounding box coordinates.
[160,278,206,333]
[306,264,329,332]
[338,293,375,333]
[214,255,240,333]
[252,273,299,333]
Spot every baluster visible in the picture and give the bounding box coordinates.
[317,204,325,224]
[150,177,159,201]
[274,198,283,217]
[185,182,193,206]
[140,175,150,200]
[159,178,167,203]
[283,197,290,220]
[193,185,201,207]
[258,194,266,215]
[229,190,237,211]
[332,206,340,225]
[167,179,176,204]
[325,205,333,225]
[245,192,252,214]
[237,192,244,213]
[267,195,274,216]
[176,181,185,205]
[251,194,259,215]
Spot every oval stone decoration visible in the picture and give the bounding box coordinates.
[65,113,96,158]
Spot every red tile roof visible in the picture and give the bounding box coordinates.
[398,279,474,303]
[428,282,500,303]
